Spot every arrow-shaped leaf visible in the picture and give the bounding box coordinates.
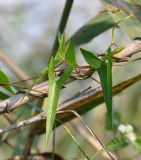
[81,48,113,128]
[45,57,61,144]
[45,36,76,145]
[55,32,65,61]
[65,39,77,67]
[80,48,103,69]
[45,57,74,145]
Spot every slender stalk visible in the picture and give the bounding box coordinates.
[0,52,31,84]
[63,124,90,160]
[49,0,74,61]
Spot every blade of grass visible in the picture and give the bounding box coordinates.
[56,118,90,160]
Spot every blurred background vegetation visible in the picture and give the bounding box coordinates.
[0,0,141,159]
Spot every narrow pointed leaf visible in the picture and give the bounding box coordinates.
[33,72,141,136]
[106,136,128,151]
[71,11,117,45]
[81,48,113,128]
[55,32,65,61]
[45,58,60,144]
[97,64,112,128]
[0,91,9,99]
[45,82,61,145]
[48,58,55,85]
[0,70,15,94]
[65,39,77,67]
[80,48,103,69]
[45,58,73,145]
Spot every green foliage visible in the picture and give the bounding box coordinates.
[112,47,125,56]
[100,0,141,39]
[63,124,90,159]
[133,137,141,151]
[55,32,65,61]
[65,39,77,66]
[81,48,113,128]
[0,91,9,99]
[80,48,103,69]
[71,11,117,45]
[45,57,61,145]
[2,0,141,158]
[106,135,141,152]
[106,136,128,151]
[45,34,76,145]
[0,70,15,94]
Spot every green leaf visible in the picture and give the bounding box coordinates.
[133,137,141,151]
[45,57,73,145]
[71,11,117,46]
[48,58,55,85]
[58,66,73,85]
[100,0,141,39]
[45,82,60,145]
[45,58,60,144]
[55,32,65,61]
[46,37,76,145]
[112,47,125,56]
[81,48,113,128]
[0,91,9,99]
[80,48,103,69]
[63,125,90,159]
[106,136,128,151]
[65,39,77,67]
[0,70,15,94]
[97,64,112,128]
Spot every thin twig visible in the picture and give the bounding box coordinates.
[1,72,141,134]
[59,110,116,160]
[71,122,116,160]
[0,112,45,134]
[0,111,117,159]
[0,65,94,113]
[0,52,31,85]
[1,38,141,113]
